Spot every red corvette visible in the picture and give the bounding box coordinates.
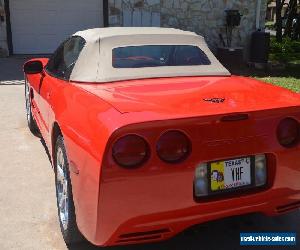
[24,27,300,246]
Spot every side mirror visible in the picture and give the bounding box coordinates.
[24,60,44,74]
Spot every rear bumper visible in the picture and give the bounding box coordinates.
[134,193,299,245]
[91,150,300,246]
[94,188,300,246]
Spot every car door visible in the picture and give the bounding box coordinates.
[39,36,86,145]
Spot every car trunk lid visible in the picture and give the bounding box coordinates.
[75,76,300,117]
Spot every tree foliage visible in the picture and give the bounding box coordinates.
[275,0,300,41]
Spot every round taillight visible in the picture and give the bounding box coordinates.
[277,118,300,147]
[112,135,149,168]
[157,130,191,163]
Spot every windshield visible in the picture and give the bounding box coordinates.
[112,45,211,68]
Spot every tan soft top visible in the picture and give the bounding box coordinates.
[70,27,230,83]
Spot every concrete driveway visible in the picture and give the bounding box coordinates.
[0,58,299,250]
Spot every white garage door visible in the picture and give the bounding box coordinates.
[9,0,103,54]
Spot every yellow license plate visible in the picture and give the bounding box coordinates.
[210,157,251,192]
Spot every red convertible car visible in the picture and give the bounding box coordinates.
[24,27,300,246]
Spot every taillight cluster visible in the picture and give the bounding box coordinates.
[157,130,190,163]
[112,134,149,168]
[112,130,191,169]
[112,117,300,169]
[277,118,300,148]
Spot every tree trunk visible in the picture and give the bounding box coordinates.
[276,0,283,42]
[284,0,297,37]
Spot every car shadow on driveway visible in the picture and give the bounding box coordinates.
[0,56,50,85]
[68,211,300,250]
[40,137,53,166]
[0,57,27,84]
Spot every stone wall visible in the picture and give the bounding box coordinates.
[109,0,161,27]
[0,0,8,57]
[109,0,268,53]
[0,0,267,58]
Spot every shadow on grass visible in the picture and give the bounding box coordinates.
[229,63,300,79]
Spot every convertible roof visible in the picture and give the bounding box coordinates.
[74,27,201,42]
[70,27,231,83]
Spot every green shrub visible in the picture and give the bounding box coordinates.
[270,37,300,63]
[290,41,300,53]
[270,37,293,53]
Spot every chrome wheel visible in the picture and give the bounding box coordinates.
[56,147,69,230]
[24,77,40,136]
[55,136,83,245]
[25,79,31,123]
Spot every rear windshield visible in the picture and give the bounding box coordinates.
[112,45,211,68]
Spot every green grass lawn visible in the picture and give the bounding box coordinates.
[251,62,300,93]
[249,39,300,92]
[256,76,300,93]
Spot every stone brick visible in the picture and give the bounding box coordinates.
[110,0,268,52]
[162,0,173,9]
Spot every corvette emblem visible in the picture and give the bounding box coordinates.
[203,98,225,103]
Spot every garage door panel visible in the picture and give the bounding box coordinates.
[10,11,59,30]
[58,0,102,11]
[10,0,58,11]
[10,0,103,54]
[11,34,56,54]
[60,11,101,25]
[9,10,39,26]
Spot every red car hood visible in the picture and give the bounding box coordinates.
[76,76,300,116]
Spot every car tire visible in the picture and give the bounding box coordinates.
[24,77,40,136]
[54,135,84,245]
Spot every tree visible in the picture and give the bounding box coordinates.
[276,0,286,42]
[275,0,300,41]
[283,0,298,37]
